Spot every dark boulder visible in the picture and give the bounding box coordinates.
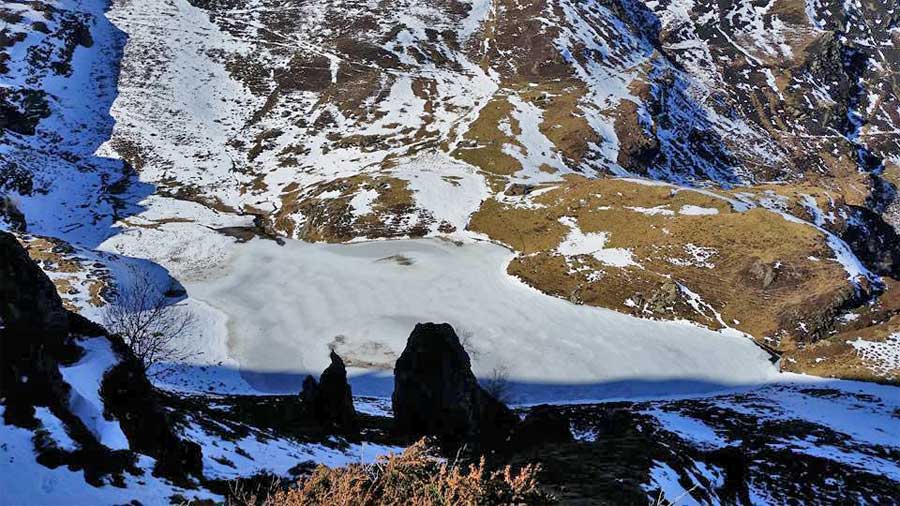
[300,350,358,435]
[0,196,26,232]
[506,405,573,451]
[392,322,518,452]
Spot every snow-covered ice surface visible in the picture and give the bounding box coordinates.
[157,234,781,401]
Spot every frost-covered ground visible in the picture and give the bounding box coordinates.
[0,400,400,506]
[0,406,217,506]
[636,376,900,504]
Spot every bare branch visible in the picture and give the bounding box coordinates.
[103,269,199,376]
[482,365,514,405]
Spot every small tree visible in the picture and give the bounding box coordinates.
[483,366,514,405]
[103,270,197,375]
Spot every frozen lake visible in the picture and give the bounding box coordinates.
[181,236,779,402]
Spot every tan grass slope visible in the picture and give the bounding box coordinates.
[469,178,863,363]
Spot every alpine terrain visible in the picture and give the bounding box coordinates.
[1,0,899,504]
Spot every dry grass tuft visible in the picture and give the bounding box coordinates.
[230,439,554,506]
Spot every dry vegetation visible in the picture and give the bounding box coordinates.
[469,177,856,345]
[451,95,523,178]
[103,269,197,375]
[21,234,109,310]
[273,174,434,242]
[779,278,900,383]
[230,440,554,506]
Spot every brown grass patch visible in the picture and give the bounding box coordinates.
[470,178,855,341]
[20,234,111,310]
[783,313,900,383]
[519,81,599,166]
[230,439,554,506]
[451,96,523,176]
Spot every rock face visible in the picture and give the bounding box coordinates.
[0,231,68,340]
[300,350,358,435]
[101,333,204,479]
[392,322,518,451]
[0,231,73,426]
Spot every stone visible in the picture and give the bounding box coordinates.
[392,322,518,451]
[0,231,69,341]
[300,351,358,435]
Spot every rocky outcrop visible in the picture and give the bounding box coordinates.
[0,196,26,232]
[101,333,203,479]
[392,322,518,451]
[300,350,358,435]
[506,405,573,452]
[0,231,202,480]
[0,231,68,340]
[1,231,75,427]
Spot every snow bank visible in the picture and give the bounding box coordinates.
[59,338,129,450]
[557,216,638,268]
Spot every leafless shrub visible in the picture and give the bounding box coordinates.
[227,474,283,506]
[483,366,514,405]
[103,269,197,375]
[459,328,475,353]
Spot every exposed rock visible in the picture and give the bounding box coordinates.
[504,183,536,197]
[0,231,202,480]
[614,99,660,174]
[506,405,573,452]
[0,231,69,340]
[0,231,73,425]
[101,333,203,479]
[0,196,26,232]
[0,88,51,135]
[299,350,358,435]
[392,322,518,451]
[299,375,318,404]
[843,206,900,278]
[647,281,680,314]
[748,260,777,290]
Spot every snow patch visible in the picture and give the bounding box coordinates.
[59,337,129,450]
[848,334,900,378]
[678,205,719,216]
[557,216,638,268]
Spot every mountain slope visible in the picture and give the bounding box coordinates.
[1,0,899,437]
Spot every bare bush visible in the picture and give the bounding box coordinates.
[103,270,197,375]
[483,366,514,405]
[228,439,554,505]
